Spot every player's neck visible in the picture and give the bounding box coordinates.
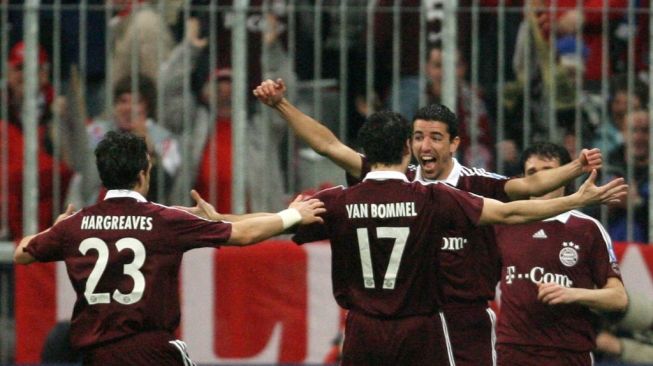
[370,157,410,173]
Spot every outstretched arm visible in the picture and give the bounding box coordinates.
[253,79,363,178]
[175,190,275,222]
[504,148,602,200]
[226,196,326,246]
[480,170,626,225]
[538,277,628,312]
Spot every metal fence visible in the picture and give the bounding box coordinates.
[1,0,652,364]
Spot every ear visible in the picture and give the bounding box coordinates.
[449,136,461,154]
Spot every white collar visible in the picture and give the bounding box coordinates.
[543,211,572,223]
[415,158,462,186]
[104,189,147,202]
[363,171,410,183]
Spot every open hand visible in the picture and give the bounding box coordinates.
[174,190,221,221]
[575,170,627,206]
[288,194,326,225]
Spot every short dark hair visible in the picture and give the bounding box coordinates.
[412,104,459,139]
[113,74,157,118]
[95,131,149,190]
[520,142,573,194]
[358,111,411,165]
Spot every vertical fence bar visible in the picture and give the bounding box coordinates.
[286,0,297,193]
[1,2,10,239]
[625,0,635,242]
[573,0,583,156]
[105,0,114,111]
[418,1,427,109]
[207,0,218,207]
[22,0,41,237]
[599,0,609,226]
[231,0,249,213]
[496,0,506,173]
[523,1,532,147]
[51,0,62,219]
[649,0,653,243]
[441,0,457,110]
[338,0,348,143]
[313,0,323,121]
[365,0,375,115]
[547,0,557,141]
[391,0,401,112]
[470,0,480,167]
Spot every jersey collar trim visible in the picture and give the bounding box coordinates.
[104,189,148,202]
[543,211,572,223]
[415,158,462,186]
[363,171,410,182]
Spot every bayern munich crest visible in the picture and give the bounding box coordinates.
[559,242,580,267]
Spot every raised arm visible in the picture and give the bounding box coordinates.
[226,196,325,246]
[480,170,626,225]
[504,148,602,200]
[253,79,363,178]
[537,277,628,312]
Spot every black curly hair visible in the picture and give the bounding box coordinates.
[358,111,411,166]
[95,131,149,190]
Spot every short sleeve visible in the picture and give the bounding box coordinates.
[159,208,232,251]
[24,223,68,262]
[345,154,369,187]
[589,220,622,287]
[439,184,484,226]
[292,186,342,244]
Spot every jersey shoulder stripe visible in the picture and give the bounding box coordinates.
[569,210,616,263]
[459,166,508,180]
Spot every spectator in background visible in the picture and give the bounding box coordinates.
[413,45,494,169]
[159,15,291,211]
[60,74,180,207]
[592,74,648,158]
[109,0,175,87]
[0,41,73,239]
[604,109,650,243]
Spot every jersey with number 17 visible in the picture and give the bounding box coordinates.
[24,191,233,350]
[293,171,484,317]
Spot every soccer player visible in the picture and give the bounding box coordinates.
[13,131,325,366]
[495,142,627,366]
[288,111,625,366]
[253,78,603,365]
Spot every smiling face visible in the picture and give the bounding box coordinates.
[411,119,460,180]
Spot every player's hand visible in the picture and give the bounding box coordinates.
[578,148,602,173]
[288,194,326,225]
[175,190,222,221]
[537,282,578,305]
[253,78,286,107]
[574,170,627,206]
[54,204,76,225]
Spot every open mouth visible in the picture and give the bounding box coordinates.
[420,156,437,171]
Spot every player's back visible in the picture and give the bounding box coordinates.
[295,172,483,318]
[30,192,232,349]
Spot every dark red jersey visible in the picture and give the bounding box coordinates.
[350,157,510,302]
[294,171,484,318]
[495,211,622,351]
[25,190,233,350]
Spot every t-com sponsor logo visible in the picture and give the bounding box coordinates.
[504,265,573,287]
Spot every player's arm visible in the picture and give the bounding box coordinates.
[504,148,602,200]
[14,204,76,265]
[225,196,325,246]
[253,78,363,178]
[479,170,626,225]
[537,277,628,312]
[175,190,275,222]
